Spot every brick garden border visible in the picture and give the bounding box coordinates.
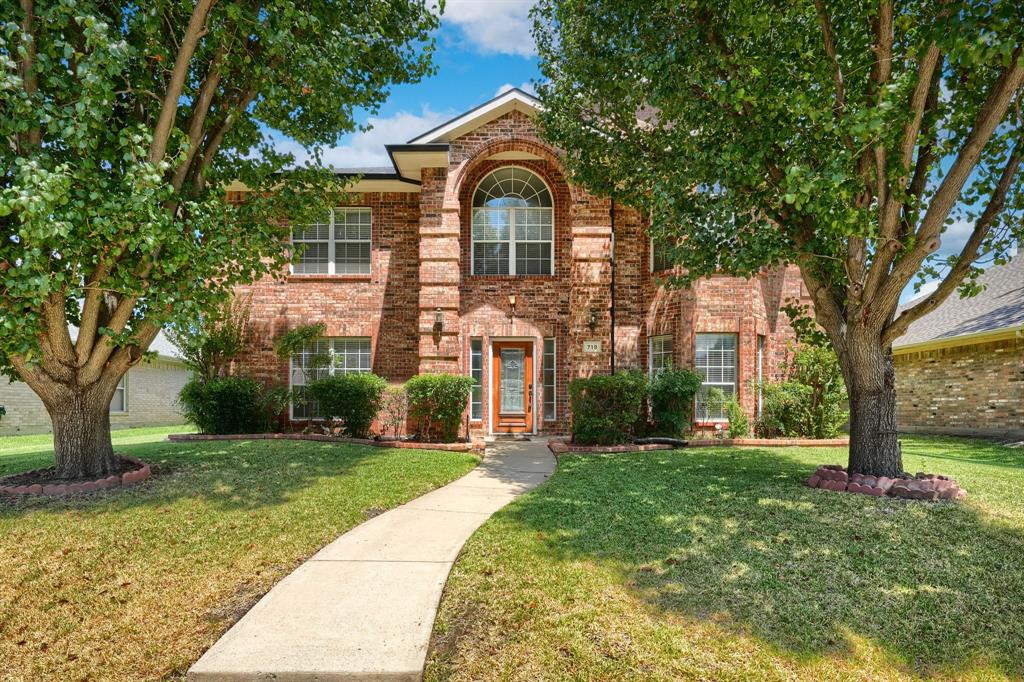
[806,464,966,501]
[167,432,482,452]
[0,455,152,497]
[549,436,849,455]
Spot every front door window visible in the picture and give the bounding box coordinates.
[500,349,526,413]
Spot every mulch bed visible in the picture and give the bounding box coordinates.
[167,432,483,452]
[806,464,966,501]
[0,455,153,497]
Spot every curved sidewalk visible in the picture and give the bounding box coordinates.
[188,439,555,681]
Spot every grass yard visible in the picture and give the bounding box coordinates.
[427,436,1024,681]
[0,427,478,681]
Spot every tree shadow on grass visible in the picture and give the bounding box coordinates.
[500,447,1024,678]
[0,438,474,517]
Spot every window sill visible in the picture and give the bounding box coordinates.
[288,274,372,283]
[466,274,558,282]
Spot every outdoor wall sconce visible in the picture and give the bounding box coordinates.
[588,308,599,331]
[508,294,517,320]
[433,307,444,333]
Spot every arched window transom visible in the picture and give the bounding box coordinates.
[471,167,554,275]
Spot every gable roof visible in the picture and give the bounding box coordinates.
[893,254,1024,350]
[407,88,541,144]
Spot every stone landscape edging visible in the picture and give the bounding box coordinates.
[167,432,480,452]
[549,436,849,455]
[805,463,966,500]
[0,455,152,497]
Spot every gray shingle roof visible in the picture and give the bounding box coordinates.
[893,254,1024,348]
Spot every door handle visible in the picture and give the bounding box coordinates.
[528,383,533,405]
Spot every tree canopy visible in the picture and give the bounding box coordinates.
[533,0,1022,475]
[0,0,441,476]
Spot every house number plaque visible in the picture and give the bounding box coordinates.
[583,340,602,353]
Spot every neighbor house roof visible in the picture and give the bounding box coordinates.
[892,255,1024,351]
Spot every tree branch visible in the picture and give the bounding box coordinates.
[882,146,1022,346]
[171,44,227,192]
[18,0,41,150]
[148,0,216,165]
[873,50,1024,318]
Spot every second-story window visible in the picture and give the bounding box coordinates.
[472,167,553,276]
[292,207,371,275]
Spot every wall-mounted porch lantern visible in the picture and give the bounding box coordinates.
[588,308,599,331]
[508,294,517,320]
[433,307,444,333]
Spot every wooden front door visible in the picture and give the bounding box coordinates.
[491,341,534,434]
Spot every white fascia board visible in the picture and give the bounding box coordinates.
[408,89,543,144]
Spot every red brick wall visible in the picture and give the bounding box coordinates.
[234,192,421,390]
[894,337,1024,438]
[233,109,814,435]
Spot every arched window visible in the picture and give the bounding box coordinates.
[471,167,554,275]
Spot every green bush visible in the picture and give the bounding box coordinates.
[178,376,275,434]
[569,371,648,445]
[755,344,848,438]
[405,374,476,442]
[308,373,388,438]
[724,397,750,437]
[648,368,703,437]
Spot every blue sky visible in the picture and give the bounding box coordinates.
[274,0,542,169]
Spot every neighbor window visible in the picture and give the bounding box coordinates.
[292,207,371,275]
[110,374,127,413]
[472,167,553,276]
[470,339,483,421]
[649,335,674,376]
[290,337,372,419]
[695,333,737,421]
[543,338,556,421]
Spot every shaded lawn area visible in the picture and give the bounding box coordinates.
[428,437,1024,681]
[0,429,478,681]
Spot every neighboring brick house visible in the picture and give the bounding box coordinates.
[893,255,1024,439]
[0,332,190,436]
[235,89,811,436]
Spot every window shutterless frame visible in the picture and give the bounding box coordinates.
[291,207,371,276]
[471,167,554,276]
[289,337,372,420]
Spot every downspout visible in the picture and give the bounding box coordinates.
[610,198,617,374]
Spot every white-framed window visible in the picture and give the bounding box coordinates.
[542,338,556,421]
[695,333,738,421]
[649,335,674,376]
[110,374,128,413]
[469,339,483,421]
[472,167,554,276]
[290,337,372,419]
[292,207,371,275]
[651,237,672,272]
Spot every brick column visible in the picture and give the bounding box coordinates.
[568,197,613,378]
[418,167,462,374]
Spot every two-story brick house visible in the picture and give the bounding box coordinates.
[233,89,810,436]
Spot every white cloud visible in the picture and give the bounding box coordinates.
[494,81,536,97]
[274,107,454,169]
[443,0,538,57]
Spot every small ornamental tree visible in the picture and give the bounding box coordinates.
[0,0,440,477]
[534,0,1023,476]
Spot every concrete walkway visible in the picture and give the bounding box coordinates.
[188,439,555,681]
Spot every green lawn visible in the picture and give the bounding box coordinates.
[427,436,1024,681]
[0,427,478,681]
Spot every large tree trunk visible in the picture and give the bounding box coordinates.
[43,384,119,479]
[841,336,905,478]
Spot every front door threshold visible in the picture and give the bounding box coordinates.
[486,434,533,442]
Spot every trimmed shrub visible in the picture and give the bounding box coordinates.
[406,374,476,442]
[648,368,702,437]
[178,376,274,434]
[568,371,648,445]
[309,373,388,438]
